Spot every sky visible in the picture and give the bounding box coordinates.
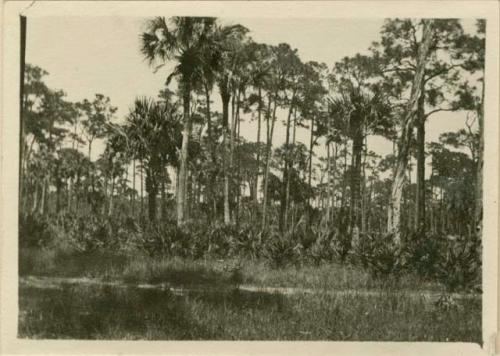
[26,16,477,183]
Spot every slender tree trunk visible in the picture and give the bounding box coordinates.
[331,142,338,224]
[285,107,297,229]
[341,141,349,226]
[415,79,426,234]
[308,116,315,206]
[475,75,485,232]
[204,84,217,218]
[279,91,296,232]
[32,183,39,214]
[235,89,242,224]
[221,88,231,225]
[254,87,262,205]
[19,16,27,209]
[351,130,363,247]
[326,131,331,224]
[161,166,167,220]
[67,179,72,213]
[229,91,236,221]
[140,160,144,219]
[407,156,413,231]
[360,135,368,233]
[262,93,277,229]
[429,163,435,233]
[132,159,136,215]
[388,19,434,246]
[38,178,46,215]
[177,87,191,225]
[109,175,115,216]
[146,168,157,222]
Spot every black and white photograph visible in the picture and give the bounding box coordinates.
[1,1,499,353]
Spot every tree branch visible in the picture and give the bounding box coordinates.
[424,107,456,119]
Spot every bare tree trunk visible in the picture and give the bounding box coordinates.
[285,107,297,229]
[19,16,27,209]
[235,90,242,224]
[132,159,136,215]
[280,91,296,232]
[32,183,39,214]
[388,19,434,246]
[351,131,363,247]
[415,79,426,233]
[308,116,315,205]
[204,83,217,218]
[221,88,231,225]
[161,166,167,220]
[38,179,46,215]
[140,160,144,219]
[109,175,115,216]
[361,135,368,233]
[475,75,485,232]
[326,130,331,224]
[331,142,338,224]
[254,87,262,205]
[262,93,277,229]
[67,179,71,213]
[177,87,191,225]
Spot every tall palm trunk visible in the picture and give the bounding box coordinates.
[146,167,157,222]
[279,91,296,232]
[388,19,434,246]
[177,86,191,225]
[254,87,262,205]
[262,93,277,229]
[204,83,217,218]
[308,116,315,203]
[360,135,368,233]
[235,89,242,224]
[350,128,363,246]
[331,142,338,223]
[221,88,231,224]
[475,75,485,232]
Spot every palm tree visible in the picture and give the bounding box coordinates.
[124,97,182,222]
[211,23,249,224]
[329,82,391,245]
[141,16,216,225]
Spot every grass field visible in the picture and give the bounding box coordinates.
[18,247,482,342]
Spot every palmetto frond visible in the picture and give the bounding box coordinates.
[141,17,178,66]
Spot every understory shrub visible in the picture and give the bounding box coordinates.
[19,213,54,248]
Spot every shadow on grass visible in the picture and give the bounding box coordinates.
[18,284,285,340]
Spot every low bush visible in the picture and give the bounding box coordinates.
[19,213,55,248]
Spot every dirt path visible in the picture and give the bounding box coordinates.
[19,275,480,301]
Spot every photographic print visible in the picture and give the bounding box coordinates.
[2,1,498,352]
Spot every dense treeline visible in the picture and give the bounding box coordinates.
[20,18,485,291]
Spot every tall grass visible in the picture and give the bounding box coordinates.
[19,284,481,342]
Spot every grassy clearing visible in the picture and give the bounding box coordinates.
[19,284,481,341]
[18,247,481,342]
